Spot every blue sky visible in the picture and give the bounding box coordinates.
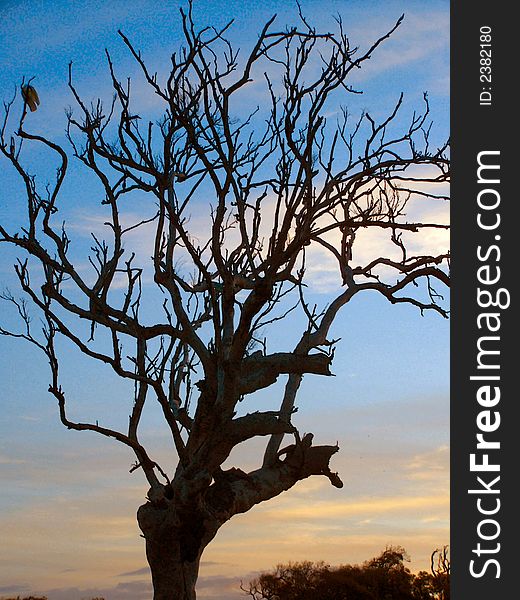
[0,1,449,599]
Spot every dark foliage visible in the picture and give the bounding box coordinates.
[243,546,450,600]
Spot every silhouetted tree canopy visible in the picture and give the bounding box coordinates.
[243,546,450,600]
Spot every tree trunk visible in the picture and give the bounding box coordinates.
[137,497,215,600]
[145,540,200,600]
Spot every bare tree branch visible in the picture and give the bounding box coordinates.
[0,6,449,597]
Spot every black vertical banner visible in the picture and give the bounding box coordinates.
[451,2,516,598]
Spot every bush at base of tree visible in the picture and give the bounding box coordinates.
[243,546,450,600]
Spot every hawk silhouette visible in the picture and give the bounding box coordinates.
[21,85,40,112]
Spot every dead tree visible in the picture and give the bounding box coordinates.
[0,5,449,599]
[430,546,450,600]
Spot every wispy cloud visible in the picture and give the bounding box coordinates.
[1,574,250,600]
[118,566,151,577]
[64,172,449,297]
[32,580,152,600]
[260,494,449,522]
[0,584,30,594]
[0,454,26,465]
[405,445,450,484]
[347,8,449,89]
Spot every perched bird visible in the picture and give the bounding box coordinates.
[21,84,40,112]
[171,170,188,183]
